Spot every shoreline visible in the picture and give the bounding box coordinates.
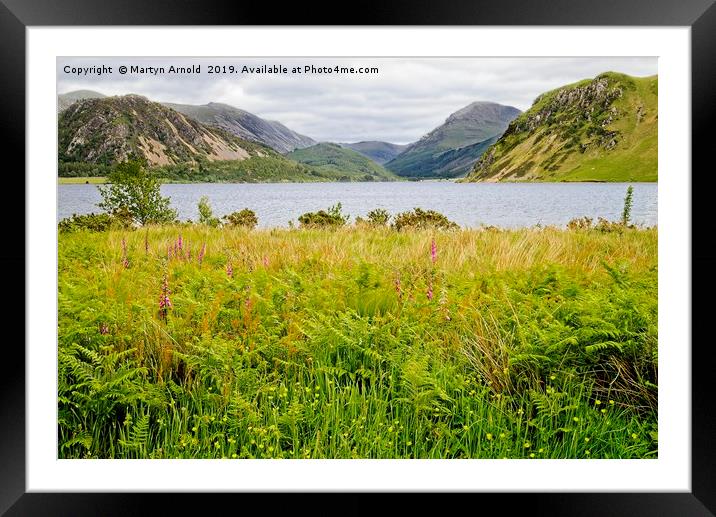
[59,176,659,186]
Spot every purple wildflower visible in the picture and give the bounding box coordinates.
[427,280,434,301]
[245,286,252,311]
[177,234,183,253]
[159,275,172,321]
[198,243,206,265]
[395,273,402,301]
[431,238,437,264]
[226,261,233,278]
[168,245,173,260]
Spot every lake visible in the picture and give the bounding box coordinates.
[57,181,657,228]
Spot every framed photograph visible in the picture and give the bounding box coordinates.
[3,0,714,513]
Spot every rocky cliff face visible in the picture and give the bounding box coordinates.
[164,102,316,153]
[385,101,521,178]
[466,72,658,182]
[58,95,268,166]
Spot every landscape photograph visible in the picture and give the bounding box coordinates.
[57,57,658,459]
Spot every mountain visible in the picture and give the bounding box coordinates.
[58,95,387,183]
[465,72,658,182]
[163,102,315,153]
[286,143,400,181]
[340,141,408,164]
[385,101,521,178]
[58,95,272,166]
[57,90,106,113]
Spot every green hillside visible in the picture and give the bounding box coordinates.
[386,102,521,178]
[287,143,400,181]
[465,72,658,182]
[340,141,408,164]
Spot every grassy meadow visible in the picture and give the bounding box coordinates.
[58,224,657,459]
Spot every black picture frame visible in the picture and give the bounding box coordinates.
[2,0,714,514]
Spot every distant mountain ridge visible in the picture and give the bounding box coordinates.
[465,72,657,182]
[164,102,316,153]
[339,141,408,164]
[385,101,521,178]
[287,143,400,181]
[58,90,106,113]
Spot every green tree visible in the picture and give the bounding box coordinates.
[197,195,219,227]
[97,160,177,226]
[621,185,634,226]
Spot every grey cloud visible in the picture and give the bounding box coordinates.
[58,57,657,144]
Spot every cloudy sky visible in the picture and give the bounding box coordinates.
[57,57,657,144]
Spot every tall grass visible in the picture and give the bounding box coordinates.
[58,225,657,459]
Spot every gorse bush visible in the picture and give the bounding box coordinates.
[222,209,259,230]
[58,225,657,459]
[565,217,626,233]
[392,208,459,231]
[356,208,391,227]
[58,211,134,233]
[566,186,638,233]
[298,203,350,228]
[595,217,626,234]
[566,216,594,231]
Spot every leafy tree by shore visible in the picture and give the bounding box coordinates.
[98,160,177,226]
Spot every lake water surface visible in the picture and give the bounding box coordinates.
[58,181,657,229]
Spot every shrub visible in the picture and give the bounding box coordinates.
[58,212,133,233]
[594,217,625,234]
[566,216,593,230]
[391,208,459,231]
[366,208,390,226]
[223,209,259,230]
[197,196,219,227]
[356,208,390,227]
[298,203,349,228]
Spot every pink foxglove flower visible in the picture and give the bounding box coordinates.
[431,238,437,264]
[159,275,172,321]
[198,243,206,265]
[226,261,233,278]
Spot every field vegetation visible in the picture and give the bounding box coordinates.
[58,202,657,459]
